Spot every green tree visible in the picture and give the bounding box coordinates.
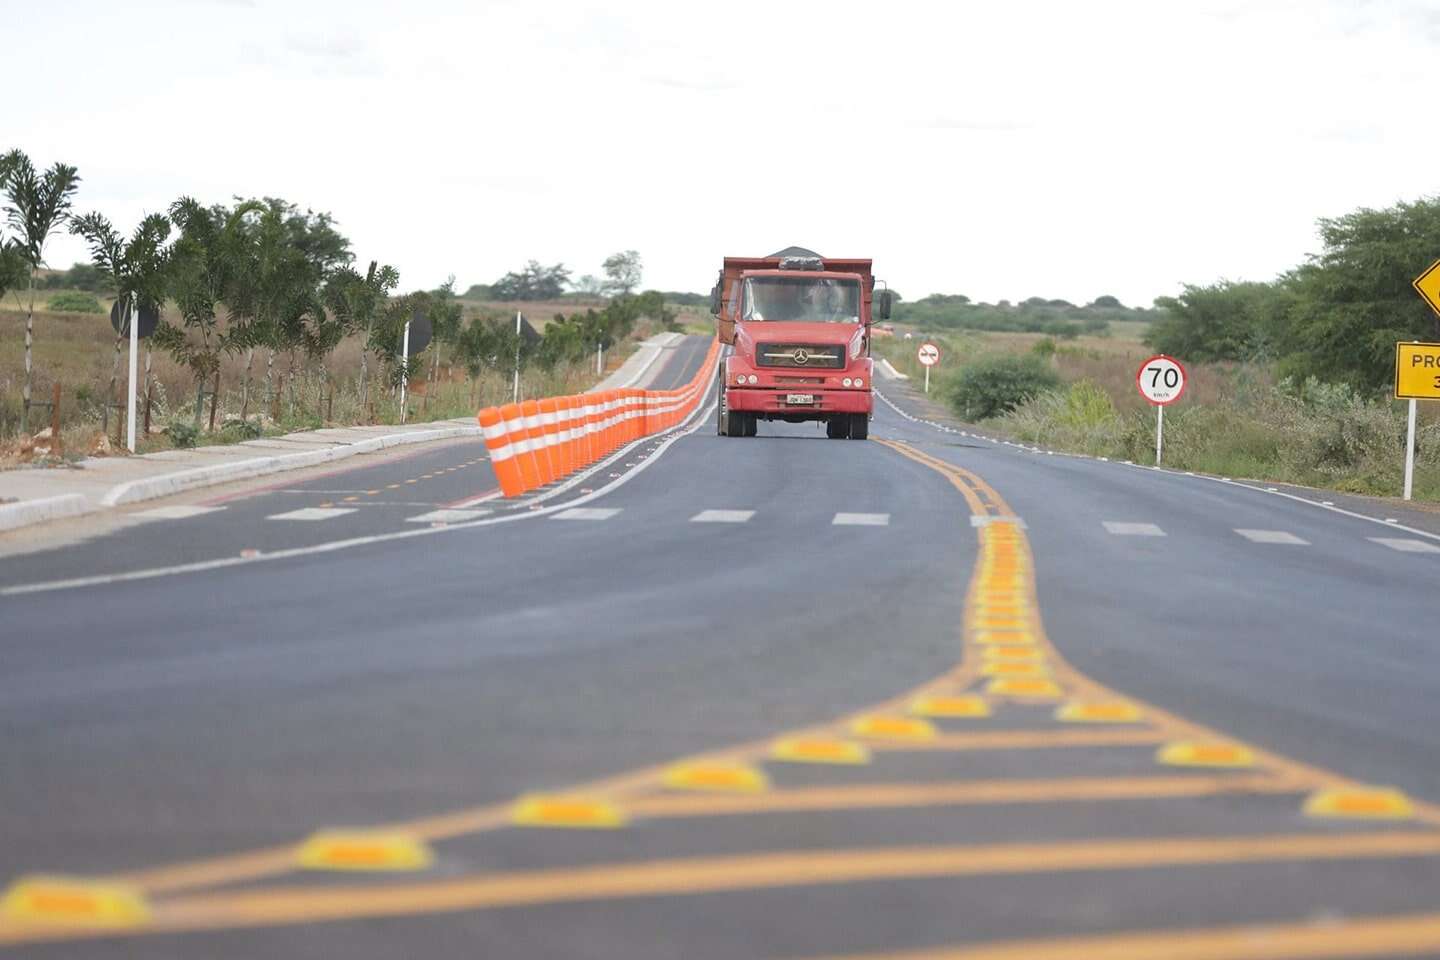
[490,260,571,300]
[1281,198,1440,389]
[161,198,262,423]
[947,354,1061,420]
[1147,281,1295,363]
[1,149,81,432]
[602,250,642,296]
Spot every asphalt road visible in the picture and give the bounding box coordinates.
[3,342,1440,958]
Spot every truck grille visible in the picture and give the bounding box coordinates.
[756,343,844,369]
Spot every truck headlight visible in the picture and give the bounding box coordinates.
[747,375,758,385]
[736,374,746,385]
[842,378,853,387]
[853,377,864,388]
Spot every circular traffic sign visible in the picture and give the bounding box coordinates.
[1136,355,1187,405]
[918,342,941,367]
[110,299,159,339]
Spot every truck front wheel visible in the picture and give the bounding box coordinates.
[848,413,869,440]
[825,417,848,439]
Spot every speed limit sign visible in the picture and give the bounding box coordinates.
[1136,355,1187,406]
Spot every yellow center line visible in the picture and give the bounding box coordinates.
[11,834,1440,945]
[805,909,1440,960]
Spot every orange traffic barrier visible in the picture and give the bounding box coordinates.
[477,339,721,498]
[538,398,564,480]
[499,402,540,493]
[478,406,526,497]
[520,400,553,486]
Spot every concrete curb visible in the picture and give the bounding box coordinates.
[100,424,482,506]
[0,494,94,534]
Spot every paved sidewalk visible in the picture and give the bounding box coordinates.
[0,417,482,534]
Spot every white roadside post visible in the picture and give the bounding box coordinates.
[399,318,411,424]
[1405,396,1417,500]
[597,341,603,375]
[918,341,941,393]
[1136,354,1186,466]
[126,299,139,452]
[512,310,522,403]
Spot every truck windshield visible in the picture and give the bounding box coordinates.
[741,277,861,323]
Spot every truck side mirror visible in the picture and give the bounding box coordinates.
[878,290,893,321]
[710,281,722,316]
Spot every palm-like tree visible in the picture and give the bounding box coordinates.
[323,260,398,412]
[1,149,81,433]
[70,212,171,435]
[162,198,261,424]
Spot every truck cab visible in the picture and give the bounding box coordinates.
[711,248,890,439]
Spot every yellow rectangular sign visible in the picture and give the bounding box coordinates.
[1394,341,1440,399]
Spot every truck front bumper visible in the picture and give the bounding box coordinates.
[726,388,873,417]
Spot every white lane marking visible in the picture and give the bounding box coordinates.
[833,512,890,526]
[131,505,224,520]
[267,507,357,521]
[1235,529,1309,545]
[407,509,491,524]
[690,509,755,523]
[552,507,622,521]
[1369,537,1440,554]
[1,395,722,597]
[971,515,1026,528]
[1102,522,1166,537]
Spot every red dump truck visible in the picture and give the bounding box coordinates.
[710,247,891,439]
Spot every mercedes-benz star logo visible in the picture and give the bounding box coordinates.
[792,348,810,365]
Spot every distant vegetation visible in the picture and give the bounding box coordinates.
[894,292,1156,338]
[1145,197,1440,392]
[44,291,102,313]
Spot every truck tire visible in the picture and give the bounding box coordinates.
[716,376,729,436]
[744,414,758,437]
[826,417,849,439]
[849,413,869,440]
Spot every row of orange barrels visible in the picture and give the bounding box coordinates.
[477,339,720,497]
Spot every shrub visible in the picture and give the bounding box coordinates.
[167,418,199,448]
[220,416,262,440]
[45,292,103,314]
[946,354,1061,421]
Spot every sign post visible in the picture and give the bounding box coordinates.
[918,341,941,393]
[127,300,138,452]
[399,319,411,424]
[513,311,523,403]
[1136,355,1187,466]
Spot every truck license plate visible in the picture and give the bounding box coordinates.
[785,393,815,405]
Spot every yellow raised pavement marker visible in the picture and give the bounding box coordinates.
[982,645,1044,662]
[663,762,769,793]
[980,660,1047,677]
[0,876,150,927]
[771,737,871,765]
[974,629,1035,646]
[1304,787,1415,820]
[973,605,1024,621]
[974,618,1028,632]
[1156,741,1257,768]
[909,695,991,718]
[511,794,628,829]
[1055,701,1144,724]
[850,714,938,741]
[986,676,1063,698]
[295,831,434,872]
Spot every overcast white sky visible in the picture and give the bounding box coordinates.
[8,0,1440,306]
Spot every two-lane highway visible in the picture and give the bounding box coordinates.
[3,356,1440,958]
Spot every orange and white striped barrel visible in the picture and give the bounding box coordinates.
[520,399,553,486]
[499,401,540,493]
[480,405,526,497]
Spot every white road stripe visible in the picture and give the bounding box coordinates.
[552,507,622,521]
[1235,529,1309,545]
[131,505,224,520]
[407,509,491,524]
[1369,537,1440,554]
[833,512,890,526]
[267,507,357,521]
[1103,521,1166,537]
[691,509,755,523]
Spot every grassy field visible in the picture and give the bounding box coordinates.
[0,292,654,464]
